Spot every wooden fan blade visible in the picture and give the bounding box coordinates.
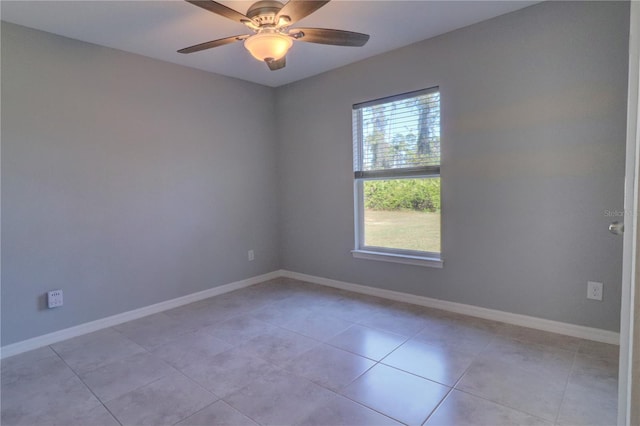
[276,0,330,26]
[178,35,248,54]
[185,0,252,25]
[291,28,369,46]
[265,57,286,71]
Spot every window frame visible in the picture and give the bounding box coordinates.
[351,87,443,268]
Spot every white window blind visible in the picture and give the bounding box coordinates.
[353,87,440,179]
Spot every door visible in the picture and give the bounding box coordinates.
[618,2,639,424]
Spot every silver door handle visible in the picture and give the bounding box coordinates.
[609,221,624,235]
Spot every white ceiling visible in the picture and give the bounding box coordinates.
[1,0,539,87]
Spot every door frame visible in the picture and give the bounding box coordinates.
[619,2,639,424]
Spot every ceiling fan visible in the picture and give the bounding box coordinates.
[179,0,370,71]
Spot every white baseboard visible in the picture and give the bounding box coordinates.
[0,271,281,359]
[1,268,619,359]
[280,270,620,345]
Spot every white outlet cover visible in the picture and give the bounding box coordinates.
[587,281,603,301]
[47,289,64,308]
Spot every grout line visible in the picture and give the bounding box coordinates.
[421,387,455,426]
[444,335,567,425]
[218,397,265,426]
[169,400,219,426]
[450,336,555,423]
[553,349,579,425]
[334,394,409,425]
[48,345,124,426]
[420,339,487,425]
[167,367,224,425]
[6,279,601,426]
[201,284,495,425]
[452,387,554,425]
[194,312,401,424]
[283,271,620,345]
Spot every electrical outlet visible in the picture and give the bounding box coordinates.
[587,281,603,301]
[248,250,255,261]
[47,289,64,308]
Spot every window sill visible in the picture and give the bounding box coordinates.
[351,250,443,268]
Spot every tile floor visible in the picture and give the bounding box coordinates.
[1,278,619,426]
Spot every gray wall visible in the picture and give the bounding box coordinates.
[1,22,280,345]
[1,1,630,346]
[276,1,629,331]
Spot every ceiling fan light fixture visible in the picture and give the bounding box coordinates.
[244,32,293,61]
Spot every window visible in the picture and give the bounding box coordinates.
[352,87,442,267]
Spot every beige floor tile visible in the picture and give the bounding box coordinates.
[455,357,566,421]
[113,312,196,350]
[281,287,346,311]
[279,311,354,341]
[413,318,496,354]
[556,381,618,426]
[164,302,236,330]
[381,338,476,386]
[286,343,375,390]
[1,353,76,390]
[327,324,407,361]
[233,327,320,366]
[498,325,583,351]
[577,340,619,361]
[51,328,145,373]
[211,289,277,314]
[244,282,292,297]
[80,351,173,402]
[224,369,336,426]
[250,302,314,327]
[203,314,277,345]
[320,295,394,323]
[238,288,294,308]
[357,303,430,337]
[425,390,551,426]
[571,353,619,389]
[0,346,57,372]
[341,364,450,425]
[163,297,224,316]
[105,371,216,426]
[480,338,575,379]
[295,394,401,426]
[1,374,105,426]
[62,404,121,426]
[181,347,280,397]
[556,353,618,426]
[177,400,258,426]
[150,330,233,370]
[203,291,267,318]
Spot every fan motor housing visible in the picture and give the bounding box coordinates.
[246,0,284,25]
